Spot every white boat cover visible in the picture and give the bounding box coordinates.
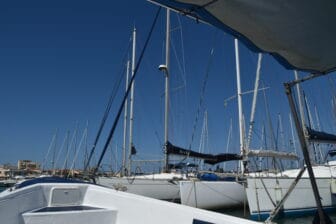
[248,149,298,160]
[149,0,336,74]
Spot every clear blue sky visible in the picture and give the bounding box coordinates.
[0,0,335,171]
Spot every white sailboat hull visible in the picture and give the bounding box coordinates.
[179,180,246,209]
[0,178,259,224]
[97,173,183,200]
[245,164,336,220]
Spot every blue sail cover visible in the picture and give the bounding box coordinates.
[149,0,336,74]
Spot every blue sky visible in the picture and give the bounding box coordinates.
[0,1,335,171]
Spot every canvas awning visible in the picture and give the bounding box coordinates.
[149,0,336,74]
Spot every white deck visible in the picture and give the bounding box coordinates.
[0,181,259,224]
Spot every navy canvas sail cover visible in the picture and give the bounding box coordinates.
[166,141,242,164]
[149,0,336,74]
[306,127,336,144]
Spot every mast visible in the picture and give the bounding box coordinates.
[224,118,233,171]
[278,113,285,151]
[160,8,171,172]
[304,94,323,163]
[42,131,57,172]
[128,27,136,174]
[122,60,130,176]
[294,71,306,130]
[234,38,245,173]
[198,110,208,170]
[246,53,262,150]
[289,113,299,168]
[51,130,58,173]
[83,121,89,171]
[115,143,118,172]
[68,124,88,177]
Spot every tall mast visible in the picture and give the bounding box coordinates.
[246,53,262,150]
[122,60,130,176]
[128,27,136,174]
[42,131,57,172]
[278,113,285,151]
[234,38,245,173]
[294,71,305,129]
[289,113,299,168]
[224,118,233,171]
[198,110,208,170]
[51,129,58,173]
[163,9,170,172]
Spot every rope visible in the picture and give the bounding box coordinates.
[92,7,162,176]
[84,31,133,171]
[188,33,218,149]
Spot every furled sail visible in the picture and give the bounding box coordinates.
[149,0,336,74]
[247,149,298,160]
[306,127,336,144]
[166,141,242,165]
[327,149,336,157]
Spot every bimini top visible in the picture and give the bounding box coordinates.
[149,0,336,74]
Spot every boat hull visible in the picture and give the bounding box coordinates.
[246,166,336,220]
[97,174,181,200]
[179,180,246,209]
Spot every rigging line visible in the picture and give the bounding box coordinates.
[261,80,277,150]
[303,91,321,163]
[130,33,162,148]
[137,89,162,149]
[92,7,162,176]
[53,132,68,171]
[170,42,187,141]
[275,115,280,150]
[188,32,218,150]
[171,38,188,142]
[261,82,284,170]
[250,127,264,143]
[62,127,78,172]
[84,34,133,171]
[314,104,322,131]
[176,14,190,142]
[83,120,89,170]
[176,14,187,85]
[171,39,186,87]
[68,127,88,177]
[41,131,57,171]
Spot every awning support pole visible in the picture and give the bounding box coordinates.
[284,74,328,224]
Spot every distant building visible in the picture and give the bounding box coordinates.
[17,160,40,170]
[0,163,17,170]
[0,167,10,178]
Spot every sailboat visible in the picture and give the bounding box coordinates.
[96,10,188,201]
[178,38,247,209]
[178,46,297,209]
[245,75,336,220]
[246,161,336,220]
[149,3,336,223]
[0,176,260,224]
